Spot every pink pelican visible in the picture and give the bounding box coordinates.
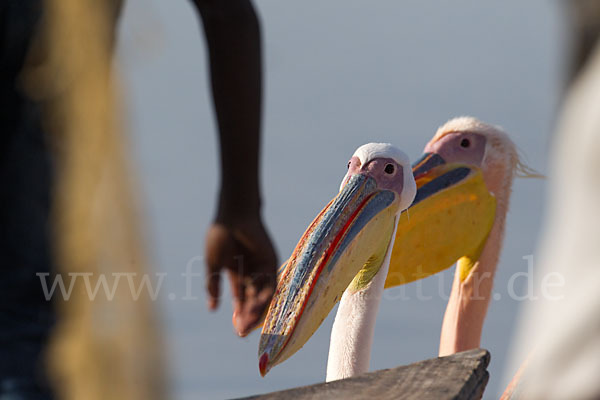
[416,117,540,356]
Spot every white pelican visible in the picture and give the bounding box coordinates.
[258,143,416,377]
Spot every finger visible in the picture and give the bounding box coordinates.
[205,224,233,311]
[206,270,221,311]
[235,278,275,337]
[234,253,277,336]
[205,249,223,311]
[227,268,247,336]
[227,268,245,304]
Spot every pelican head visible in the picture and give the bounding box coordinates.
[258,143,415,376]
[416,117,539,194]
[397,116,540,286]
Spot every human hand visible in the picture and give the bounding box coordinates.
[205,214,277,337]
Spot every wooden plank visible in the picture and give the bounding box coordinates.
[238,348,490,400]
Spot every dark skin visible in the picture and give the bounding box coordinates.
[191,0,278,337]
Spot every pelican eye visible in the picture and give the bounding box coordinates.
[347,161,351,169]
[384,164,395,174]
[460,138,470,148]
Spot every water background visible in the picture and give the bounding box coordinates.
[116,1,563,398]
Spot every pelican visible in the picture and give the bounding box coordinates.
[413,117,541,356]
[258,117,535,380]
[258,143,416,377]
[258,140,490,378]
[392,117,540,397]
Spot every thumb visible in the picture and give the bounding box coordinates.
[205,224,236,310]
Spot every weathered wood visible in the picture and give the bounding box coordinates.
[238,348,490,400]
